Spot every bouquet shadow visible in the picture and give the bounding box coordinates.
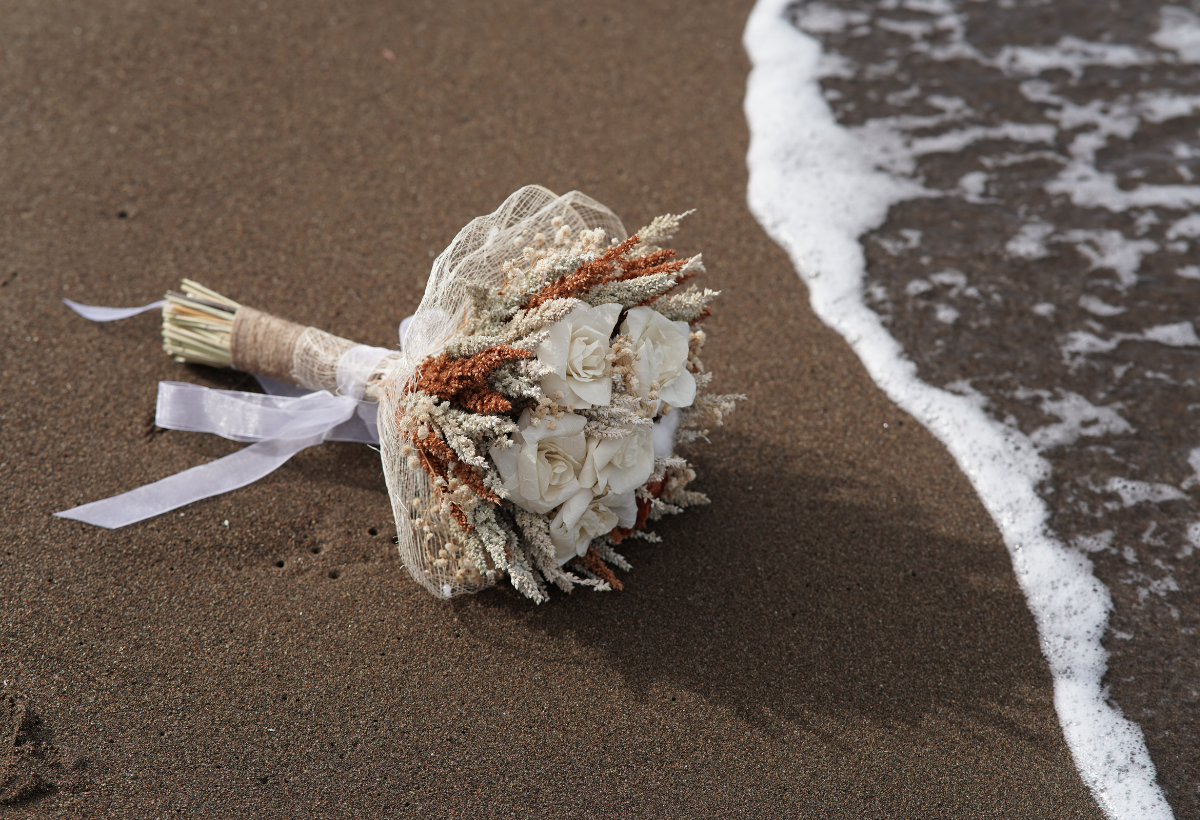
[455,428,1059,753]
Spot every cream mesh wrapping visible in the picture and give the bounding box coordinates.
[289,326,399,402]
[378,186,628,599]
[291,328,356,392]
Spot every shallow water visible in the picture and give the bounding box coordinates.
[748,1,1199,816]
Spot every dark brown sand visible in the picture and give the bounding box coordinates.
[1,0,1105,816]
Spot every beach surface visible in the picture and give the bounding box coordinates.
[2,0,1104,815]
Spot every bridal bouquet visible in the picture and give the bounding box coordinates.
[62,186,742,602]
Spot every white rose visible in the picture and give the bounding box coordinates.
[579,425,655,496]
[537,303,622,409]
[489,409,587,515]
[548,488,638,565]
[620,306,696,415]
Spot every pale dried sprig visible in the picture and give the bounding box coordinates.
[646,495,685,522]
[582,419,640,440]
[606,334,640,399]
[513,507,573,593]
[507,559,546,603]
[514,355,554,382]
[621,529,662,543]
[653,286,720,323]
[461,281,521,334]
[521,253,586,294]
[631,210,695,257]
[666,488,710,508]
[513,507,609,595]
[465,500,515,580]
[565,563,612,592]
[594,539,632,572]
[579,393,653,435]
[580,254,704,309]
[413,502,491,589]
[444,475,482,513]
[647,455,689,486]
[460,532,494,584]
[658,461,707,509]
[569,227,610,257]
[496,512,547,603]
[446,296,581,358]
[488,360,546,405]
[429,400,516,470]
[582,272,676,308]
[687,328,707,372]
[680,392,746,432]
[678,253,706,277]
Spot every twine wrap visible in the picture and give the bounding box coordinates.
[378,185,629,599]
[231,307,399,401]
[230,307,306,384]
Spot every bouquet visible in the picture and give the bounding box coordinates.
[62,186,742,601]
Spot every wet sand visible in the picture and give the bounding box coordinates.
[1,0,1103,816]
[794,3,1198,814]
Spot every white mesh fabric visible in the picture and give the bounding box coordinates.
[290,326,401,403]
[378,186,629,598]
[290,327,355,392]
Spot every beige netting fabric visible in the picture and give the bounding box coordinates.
[230,307,307,383]
[228,310,399,400]
[290,327,357,391]
[378,186,628,599]
[290,326,400,402]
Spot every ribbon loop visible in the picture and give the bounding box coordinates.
[63,298,165,321]
[155,382,363,442]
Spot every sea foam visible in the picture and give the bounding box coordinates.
[742,1,1172,817]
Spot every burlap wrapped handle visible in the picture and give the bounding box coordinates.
[230,306,399,402]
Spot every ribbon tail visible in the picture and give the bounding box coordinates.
[63,298,166,321]
[55,434,323,529]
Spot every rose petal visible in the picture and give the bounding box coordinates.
[657,368,696,410]
[600,489,639,529]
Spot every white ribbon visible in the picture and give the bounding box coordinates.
[55,385,367,528]
[154,381,380,444]
[651,407,681,459]
[63,298,165,321]
[336,344,393,400]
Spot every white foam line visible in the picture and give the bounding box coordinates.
[742,3,1172,818]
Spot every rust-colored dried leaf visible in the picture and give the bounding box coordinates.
[453,460,501,505]
[414,428,456,464]
[524,235,640,309]
[416,448,449,483]
[447,503,471,533]
[583,544,623,591]
[412,345,532,414]
[615,248,686,283]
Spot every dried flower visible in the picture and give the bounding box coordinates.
[535,303,622,409]
[392,196,742,601]
[489,409,588,515]
[548,488,637,565]
[621,307,696,415]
